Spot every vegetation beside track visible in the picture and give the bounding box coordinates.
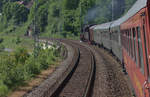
[0,0,136,39]
[0,35,34,51]
[0,38,63,97]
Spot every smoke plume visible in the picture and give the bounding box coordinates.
[84,0,125,24]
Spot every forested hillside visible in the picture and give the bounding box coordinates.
[0,0,136,38]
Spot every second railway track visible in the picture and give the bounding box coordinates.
[51,39,95,97]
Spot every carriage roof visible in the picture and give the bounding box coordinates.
[92,0,147,30]
[111,0,147,27]
[93,22,113,30]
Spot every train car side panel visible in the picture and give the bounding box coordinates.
[121,7,150,97]
[111,26,122,62]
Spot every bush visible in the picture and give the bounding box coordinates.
[0,45,61,96]
[0,44,5,52]
[2,2,29,25]
[25,57,41,75]
[14,47,29,64]
[0,38,3,44]
[16,37,21,44]
[10,64,26,85]
[0,80,8,97]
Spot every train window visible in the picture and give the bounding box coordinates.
[125,31,127,50]
[123,31,125,48]
[124,31,126,49]
[116,31,118,42]
[126,30,128,52]
[122,31,125,48]
[130,29,132,57]
[126,31,128,51]
[128,30,131,55]
[143,25,149,76]
[137,27,144,73]
[133,28,138,64]
[130,29,133,58]
[123,32,125,48]
[128,30,130,54]
[121,31,123,47]
[124,31,125,48]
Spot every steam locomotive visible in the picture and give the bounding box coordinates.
[81,0,150,97]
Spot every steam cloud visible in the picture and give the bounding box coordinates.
[84,0,125,24]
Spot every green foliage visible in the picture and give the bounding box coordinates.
[28,0,48,33]
[125,0,137,12]
[46,1,62,35]
[36,4,48,32]
[0,44,5,52]
[16,37,21,44]
[0,35,34,50]
[0,44,61,96]
[0,38,3,44]
[0,0,137,38]
[14,48,29,64]
[25,56,41,75]
[2,2,29,25]
[0,80,8,97]
[63,10,75,34]
[64,0,80,10]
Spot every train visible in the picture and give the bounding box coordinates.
[81,0,150,97]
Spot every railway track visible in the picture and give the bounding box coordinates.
[24,39,96,97]
[51,40,95,97]
[71,41,133,97]
[24,39,132,97]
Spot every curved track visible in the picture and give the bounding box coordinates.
[70,41,133,97]
[50,39,96,97]
[23,39,132,97]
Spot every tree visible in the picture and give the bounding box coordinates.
[0,0,137,37]
[63,0,80,10]
[2,2,29,25]
[36,4,48,32]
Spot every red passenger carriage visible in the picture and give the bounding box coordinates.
[81,0,150,97]
[121,1,150,97]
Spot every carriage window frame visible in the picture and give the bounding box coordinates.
[121,31,123,46]
[129,29,132,56]
[130,29,133,58]
[143,25,149,77]
[137,26,144,74]
[124,31,127,51]
[123,31,125,48]
[125,30,128,52]
[133,28,138,65]
[128,30,130,54]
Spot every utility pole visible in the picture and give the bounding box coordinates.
[80,2,82,33]
[112,0,114,21]
[33,0,39,58]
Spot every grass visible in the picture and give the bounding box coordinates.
[0,42,62,97]
[0,25,64,97]
[0,33,34,51]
